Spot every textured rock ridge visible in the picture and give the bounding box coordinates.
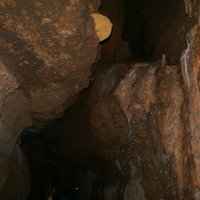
[89,62,188,199]
[181,19,200,192]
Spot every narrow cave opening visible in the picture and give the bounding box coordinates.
[99,0,155,63]
[20,120,111,200]
[20,128,81,200]
[19,86,113,200]
[122,0,154,58]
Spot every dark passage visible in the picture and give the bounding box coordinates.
[122,0,154,58]
[20,129,80,200]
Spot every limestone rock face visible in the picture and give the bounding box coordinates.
[0,0,106,198]
[79,61,191,199]
[54,59,193,199]
[181,21,200,191]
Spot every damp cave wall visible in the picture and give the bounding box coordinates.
[0,0,200,200]
[0,0,111,199]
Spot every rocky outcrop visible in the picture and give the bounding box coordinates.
[181,19,200,193]
[85,61,190,199]
[53,58,194,199]
[0,0,112,199]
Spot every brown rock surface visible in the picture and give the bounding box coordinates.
[86,62,190,199]
[1,0,200,199]
[181,20,200,191]
[53,59,193,199]
[0,0,108,198]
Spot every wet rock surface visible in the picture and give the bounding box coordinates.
[181,20,200,191]
[50,60,193,199]
[88,62,191,199]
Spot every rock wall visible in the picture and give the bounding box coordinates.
[0,0,112,199]
[181,19,200,193]
[54,58,195,199]
[1,0,200,199]
[85,61,191,199]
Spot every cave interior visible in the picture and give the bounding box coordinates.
[1,0,200,200]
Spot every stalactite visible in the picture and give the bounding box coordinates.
[184,0,197,17]
[184,0,192,17]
